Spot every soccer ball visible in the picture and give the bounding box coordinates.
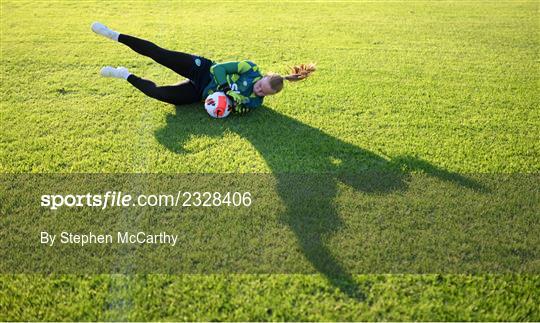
[204,92,232,118]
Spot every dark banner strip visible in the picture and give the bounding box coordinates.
[0,173,538,274]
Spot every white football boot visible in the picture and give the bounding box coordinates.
[100,66,130,79]
[91,22,119,41]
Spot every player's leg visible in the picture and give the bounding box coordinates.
[101,66,200,105]
[91,22,204,80]
[128,76,200,105]
[118,34,199,79]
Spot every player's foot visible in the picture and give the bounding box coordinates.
[100,66,130,79]
[91,22,119,41]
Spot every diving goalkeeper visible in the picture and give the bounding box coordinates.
[91,22,315,114]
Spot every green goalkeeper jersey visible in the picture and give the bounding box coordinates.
[202,60,264,110]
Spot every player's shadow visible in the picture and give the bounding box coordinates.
[155,104,484,300]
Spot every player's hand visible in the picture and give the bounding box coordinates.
[226,90,249,104]
[217,83,231,93]
[233,105,250,114]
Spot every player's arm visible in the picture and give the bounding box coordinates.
[209,61,238,87]
[210,60,255,88]
[210,61,254,105]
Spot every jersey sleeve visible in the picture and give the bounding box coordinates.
[209,60,257,87]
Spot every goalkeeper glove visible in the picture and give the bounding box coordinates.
[226,90,249,104]
[217,83,231,93]
[233,105,250,114]
[217,83,249,105]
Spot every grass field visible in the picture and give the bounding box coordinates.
[1,0,539,321]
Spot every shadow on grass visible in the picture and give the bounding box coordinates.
[155,104,485,300]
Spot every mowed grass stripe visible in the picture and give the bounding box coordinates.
[1,274,538,321]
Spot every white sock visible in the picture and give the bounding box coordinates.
[100,66,131,80]
[91,22,119,41]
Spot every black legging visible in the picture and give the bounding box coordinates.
[118,34,213,105]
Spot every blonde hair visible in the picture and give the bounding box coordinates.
[267,63,316,93]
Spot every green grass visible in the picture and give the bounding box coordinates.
[1,0,539,321]
[1,274,538,321]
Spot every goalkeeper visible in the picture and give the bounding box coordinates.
[91,22,315,114]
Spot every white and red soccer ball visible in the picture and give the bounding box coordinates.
[204,92,232,118]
